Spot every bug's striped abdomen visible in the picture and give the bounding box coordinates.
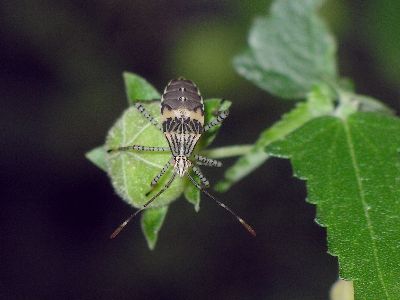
[161,79,204,157]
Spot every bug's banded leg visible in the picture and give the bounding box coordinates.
[150,159,173,186]
[110,172,177,239]
[107,145,169,153]
[192,166,210,188]
[203,110,229,132]
[145,158,174,196]
[194,155,222,167]
[135,103,163,131]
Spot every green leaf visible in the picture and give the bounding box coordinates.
[123,72,160,105]
[235,0,337,99]
[216,84,333,192]
[267,113,400,299]
[141,206,168,250]
[105,102,185,208]
[184,177,200,212]
[86,146,107,172]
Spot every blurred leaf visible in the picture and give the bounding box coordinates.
[106,103,185,208]
[366,0,400,84]
[86,146,107,172]
[167,22,242,95]
[216,84,333,192]
[123,72,160,105]
[235,0,337,99]
[351,94,394,115]
[141,206,168,250]
[267,113,400,299]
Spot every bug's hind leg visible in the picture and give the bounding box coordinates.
[203,110,229,132]
[194,155,222,167]
[110,172,177,239]
[135,103,163,131]
[107,145,169,153]
[192,166,210,188]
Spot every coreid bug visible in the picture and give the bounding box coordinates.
[107,78,256,238]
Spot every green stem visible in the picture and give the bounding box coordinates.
[200,144,252,159]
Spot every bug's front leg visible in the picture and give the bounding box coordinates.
[107,145,170,153]
[203,110,229,132]
[135,102,163,131]
[145,158,174,196]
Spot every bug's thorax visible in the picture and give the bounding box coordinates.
[160,78,205,157]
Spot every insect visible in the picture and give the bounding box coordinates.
[107,78,256,238]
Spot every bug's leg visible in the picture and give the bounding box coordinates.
[203,110,229,132]
[110,172,177,239]
[192,165,210,188]
[135,102,163,131]
[187,174,256,237]
[194,155,222,167]
[145,158,174,196]
[150,158,173,187]
[107,145,169,153]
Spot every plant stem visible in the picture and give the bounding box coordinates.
[200,144,252,159]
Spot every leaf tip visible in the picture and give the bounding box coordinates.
[86,146,107,172]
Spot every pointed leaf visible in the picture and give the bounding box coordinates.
[267,113,400,299]
[184,177,200,212]
[216,84,333,192]
[141,206,168,250]
[123,72,160,105]
[235,0,337,99]
[86,146,107,172]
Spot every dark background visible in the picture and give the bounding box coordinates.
[1,1,399,299]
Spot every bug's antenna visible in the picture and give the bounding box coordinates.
[110,172,177,239]
[187,174,256,237]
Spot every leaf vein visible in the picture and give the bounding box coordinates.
[125,122,152,146]
[343,120,390,298]
[121,113,130,198]
[126,152,164,169]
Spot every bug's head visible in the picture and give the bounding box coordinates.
[174,156,191,177]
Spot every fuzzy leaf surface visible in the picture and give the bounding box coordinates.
[235,0,337,99]
[106,102,184,208]
[267,113,400,299]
